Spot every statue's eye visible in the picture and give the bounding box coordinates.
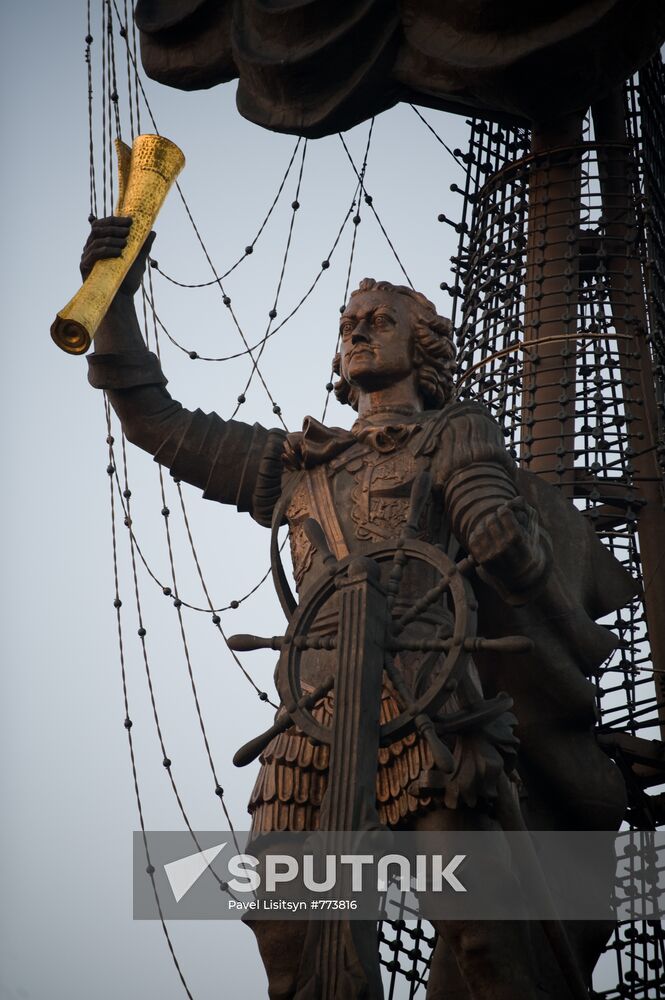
[373,314,388,327]
[340,321,353,336]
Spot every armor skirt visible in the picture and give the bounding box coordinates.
[248,686,434,835]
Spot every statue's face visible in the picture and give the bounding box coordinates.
[338,290,415,392]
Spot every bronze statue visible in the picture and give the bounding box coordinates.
[81,217,637,999]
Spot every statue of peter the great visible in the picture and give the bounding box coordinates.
[80,216,636,1000]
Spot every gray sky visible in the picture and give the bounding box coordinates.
[0,3,470,998]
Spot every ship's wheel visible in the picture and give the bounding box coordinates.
[230,470,530,772]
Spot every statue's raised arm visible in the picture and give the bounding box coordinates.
[82,217,286,527]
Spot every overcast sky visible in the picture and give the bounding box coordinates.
[0,4,631,998]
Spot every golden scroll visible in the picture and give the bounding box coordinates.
[51,134,185,355]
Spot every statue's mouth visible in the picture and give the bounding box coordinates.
[350,346,374,360]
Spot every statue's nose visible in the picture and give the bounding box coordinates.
[351,325,370,345]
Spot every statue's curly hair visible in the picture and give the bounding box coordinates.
[332,278,456,411]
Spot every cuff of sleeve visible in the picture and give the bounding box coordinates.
[87,351,167,390]
[251,429,287,528]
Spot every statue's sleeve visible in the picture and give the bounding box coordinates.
[432,401,550,603]
[433,402,517,536]
[87,349,286,528]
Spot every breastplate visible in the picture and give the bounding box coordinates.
[286,439,450,594]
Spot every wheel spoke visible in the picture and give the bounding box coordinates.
[383,653,453,772]
[388,634,534,654]
[394,570,456,631]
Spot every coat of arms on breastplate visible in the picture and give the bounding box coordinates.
[351,448,419,542]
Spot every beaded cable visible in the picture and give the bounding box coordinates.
[109,0,287,428]
[85,0,98,221]
[151,138,302,288]
[229,139,309,420]
[112,421,243,897]
[321,119,375,422]
[338,132,414,289]
[409,104,466,172]
[141,312,267,828]
[103,399,197,1000]
[147,168,361,364]
[139,266,278,705]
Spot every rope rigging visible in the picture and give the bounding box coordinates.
[107,0,290,427]
[321,119,375,421]
[409,104,467,173]
[150,138,303,288]
[229,139,310,419]
[338,132,415,290]
[111,412,247,891]
[149,150,366,365]
[104,399,198,1000]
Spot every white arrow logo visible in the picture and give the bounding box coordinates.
[164,842,227,902]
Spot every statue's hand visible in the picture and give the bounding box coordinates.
[467,496,551,600]
[80,216,156,297]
